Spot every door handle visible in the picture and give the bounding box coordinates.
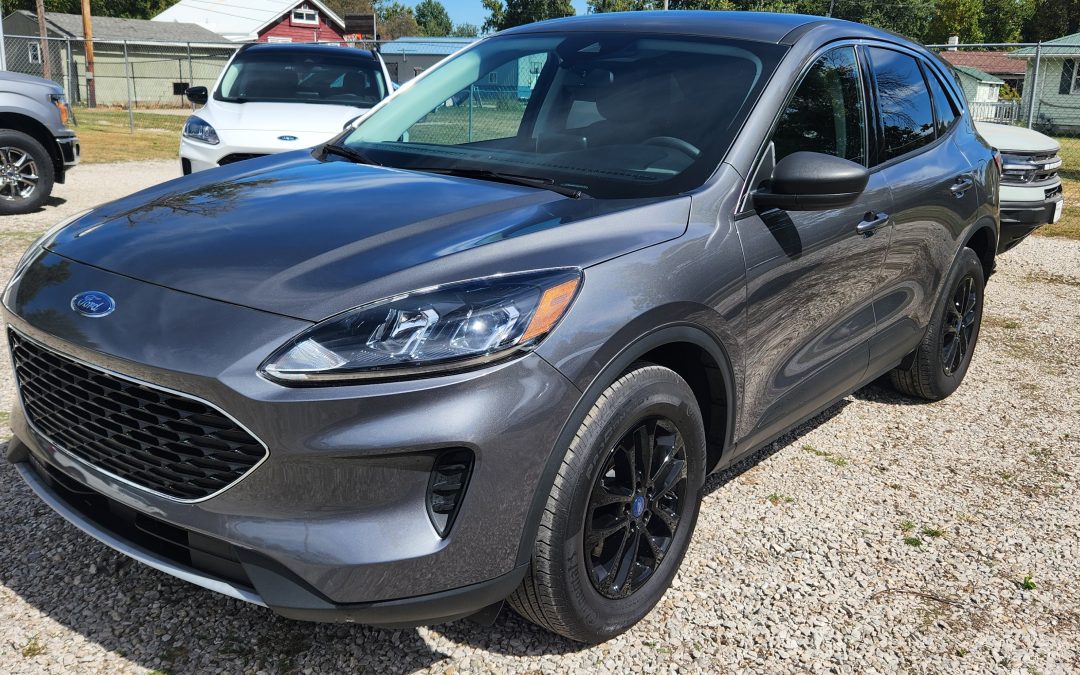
[856,212,890,236]
[950,176,974,196]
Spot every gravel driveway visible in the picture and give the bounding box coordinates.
[0,161,1077,674]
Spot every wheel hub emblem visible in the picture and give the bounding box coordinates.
[630,494,646,519]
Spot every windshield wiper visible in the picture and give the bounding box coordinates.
[411,167,589,199]
[322,143,381,166]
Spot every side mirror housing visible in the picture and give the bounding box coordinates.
[753,151,869,211]
[186,86,209,105]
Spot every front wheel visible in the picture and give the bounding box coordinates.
[0,130,55,215]
[508,363,706,643]
[889,247,985,401]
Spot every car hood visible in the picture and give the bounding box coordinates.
[201,100,369,132]
[44,152,691,321]
[975,121,1060,154]
[0,70,62,93]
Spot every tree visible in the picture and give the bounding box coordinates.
[323,0,376,18]
[980,0,1034,42]
[0,0,178,18]
[450,22,482,36]
[377,0,419,38]
[415,0,453,35]
[926,0,985,42]
[482,0,575,32]
[1021,0,1080,41]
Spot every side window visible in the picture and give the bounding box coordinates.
[773,46,866,165]
[924,63,960,135]
[869,48,936,162]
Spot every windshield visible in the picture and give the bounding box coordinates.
[341,32,785,198]
[216,49,387,107]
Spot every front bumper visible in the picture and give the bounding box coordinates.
[998,184,1063,252]
[54,134,79,182]
[180,129,337,174]
[3,252,580,623]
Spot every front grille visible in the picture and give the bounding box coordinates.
[10,330,267,500]
[1001,152,1061,185]
[218,153,266,166]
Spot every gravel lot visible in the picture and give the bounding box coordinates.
[0,161,1078,674]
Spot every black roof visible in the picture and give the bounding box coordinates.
[238,43,376,60]
[501,11,890,46]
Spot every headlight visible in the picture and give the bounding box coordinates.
[49,93,74,126]
[182,116,219,145]
[261,269,581,384]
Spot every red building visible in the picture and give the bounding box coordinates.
[155,1,349,44]
[257,2,347,44]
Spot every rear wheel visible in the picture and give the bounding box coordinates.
[889,247,984,400]
[0,130,54,215]
[508,363,706,643]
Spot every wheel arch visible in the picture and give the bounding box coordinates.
[515,323,737,568]
[963,218,997,280]
[0,111,63,176]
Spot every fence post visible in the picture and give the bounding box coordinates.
[64,38,74,102]
[187,42,195,110]
[468,84,474,143]
[1027,42,1041,129]
[122,40,135,133]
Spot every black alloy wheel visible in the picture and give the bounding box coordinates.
[585,416,687,599]
[940,274,978,376]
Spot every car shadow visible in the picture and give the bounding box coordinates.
[704,397,851,496]
[849,376,929,406]
[0,396,860,668]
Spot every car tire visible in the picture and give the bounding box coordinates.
[0,130,55,216]
[508,363,706,643]
[889,247,985,401]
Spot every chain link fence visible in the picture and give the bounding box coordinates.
[4,35,239,109]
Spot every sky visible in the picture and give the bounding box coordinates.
[429,0,591,28]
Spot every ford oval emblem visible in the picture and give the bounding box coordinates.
[278,135,298,141]
[71,291,115,318]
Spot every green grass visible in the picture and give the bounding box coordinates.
[1046,136,1080,240]
[903,536,924,547]
[921,527,944,539]
[900,520,916,532]
[1019,574,1037,590]
[71,107,185,163]
[766,493,796,506]
[20,637,45,659]
[802,444,849,466]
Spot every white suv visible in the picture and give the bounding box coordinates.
[975,122,1063,252]
[181,43,392,174]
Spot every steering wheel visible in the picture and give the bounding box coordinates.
[644,136,701,159]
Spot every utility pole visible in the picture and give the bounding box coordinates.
[34,0,53,80]
[826,0,835,17]
[81,0,97,107]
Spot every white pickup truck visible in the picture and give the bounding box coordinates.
[975,122,1063,252]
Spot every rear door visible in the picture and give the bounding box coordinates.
[867,47,981,367]
[736,46,893,448]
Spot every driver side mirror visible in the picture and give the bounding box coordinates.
[186,86,208,106]
[753,151,869,211]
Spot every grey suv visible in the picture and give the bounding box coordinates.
[0,71,80,215]
[4,12,998,643]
